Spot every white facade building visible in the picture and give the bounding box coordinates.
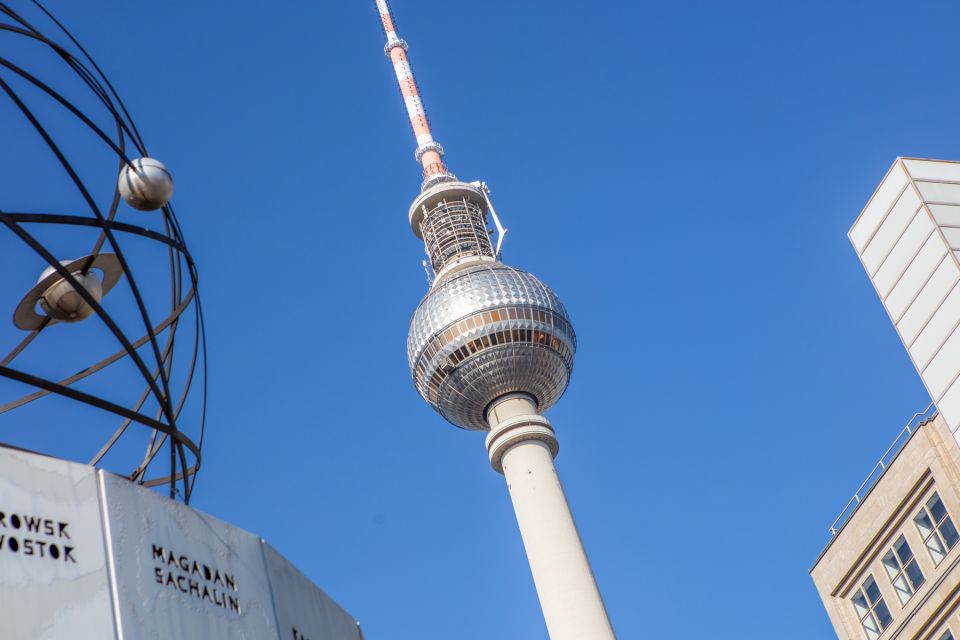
[850,158,960,443]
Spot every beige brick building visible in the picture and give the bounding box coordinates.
[812,412,960,640]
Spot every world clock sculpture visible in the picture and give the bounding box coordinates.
[0,0,203,502]
[374,2,615,638]
[0,4,360,638]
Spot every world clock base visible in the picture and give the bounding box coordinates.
[0,445,361,640]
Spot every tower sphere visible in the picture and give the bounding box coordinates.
[407,263,577,430]
[118,157,174,211]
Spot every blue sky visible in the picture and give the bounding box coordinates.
[5,0,960,638]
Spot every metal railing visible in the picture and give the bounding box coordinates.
[828,402,938,536]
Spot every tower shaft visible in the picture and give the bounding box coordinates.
[486,395,615,640]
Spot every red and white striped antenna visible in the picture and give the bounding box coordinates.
[375,0,455,190]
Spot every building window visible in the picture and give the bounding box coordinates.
[852,575,892,640]
[915,492,960,565]
[882,535,925,604]
[939,631,954,640]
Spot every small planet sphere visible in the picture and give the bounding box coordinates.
[38,263,104,322]
[118,157,173,211]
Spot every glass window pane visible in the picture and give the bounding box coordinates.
[853,591,870,618]
[895,536,914,564]
[865,577,882,604]
[941,517,960,549]
[892,574,912,604]
[928,533,948,565]
[862,612,881,640]
[930,494,948,524]
[905,559,925,590]
[882,550,901,578]
[940,631,954,640]
[917,511,936,538]
[875,600,893,629]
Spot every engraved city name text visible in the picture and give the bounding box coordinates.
[151,544,241,614]
[0,509,75,563]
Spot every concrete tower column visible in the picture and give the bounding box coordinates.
[485,394,615,640]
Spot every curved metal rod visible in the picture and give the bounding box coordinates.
[30,0,148,151]
[0,72,177,428]
[134,432,198,495]
[134,216,188,487]
[142,430,160,474]
[128,210,185,481]
[142,292,206,495]
[0,289,194,414]
[105,215,184,478]
[0,56,133,163]
[0,319,49,366]
[92,311,188,492]
[177,440,191,501]
[190,296,208,498]
[0,22,146,155]
[90,317,180,465]
[0,2,206,502]
[154,212,206,499]
[1,213,194,259]
[0,49,129,365]
[0,5,143,148]
[115,215,198,494]
[87,108,126,260]
[0,212,194,409]
[0,364,200,460]
[135,431,170,482]
[0,211,174,425]
[142,460,199,489]
[4,119,128,368]
[134,304,202,488]
[133,319,194,488]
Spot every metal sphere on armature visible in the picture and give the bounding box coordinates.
[407,263,576,430]
[39,263,103,322]
[118,157,174,211]
[14,254,124,330]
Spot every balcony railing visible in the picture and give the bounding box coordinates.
[828,402,938,536]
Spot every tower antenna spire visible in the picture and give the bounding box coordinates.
[375,0,454,190]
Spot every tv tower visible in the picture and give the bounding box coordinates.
[375,2,615,638]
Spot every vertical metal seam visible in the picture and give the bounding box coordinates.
[96,471,124,640]
[258,539,286,640]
